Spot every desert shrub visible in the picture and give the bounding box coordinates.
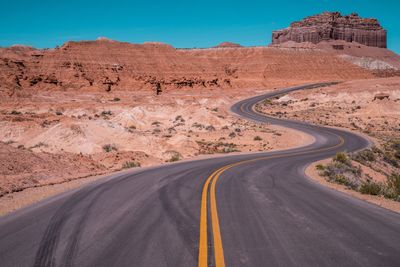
[206,125,215,132]
[359,181,383,195]
[322,160,361,190]
[333,152,351,165]
[122,161,140,169]
[192,122,204,129]
[253,136,262,141]
[101,110,112,116]
[152,128,161,134]
[55,111,63,116]
[221,126,229,130]
[10,110,22,115]
[113,97,121,102]
[152,121,161,126]
[315,164,325,171]
[229,132,236,138]
[352,149,376,163]
[391,142,400,160]
[384,173,400,201]
[371,146,383,155]
[102,144,117,152]
[332,174,352,187]
[383,154,399,168]
[167,151,181,162]
[222,147,240,153]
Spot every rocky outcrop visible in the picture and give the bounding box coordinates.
[215,42,242,48]
[272,12,387,48]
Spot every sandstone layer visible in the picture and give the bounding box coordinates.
[272,12,387,48]
[0,39,373,98]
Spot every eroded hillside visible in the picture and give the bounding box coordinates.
[0,39,373,97]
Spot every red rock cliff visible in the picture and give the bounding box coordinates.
[272,12,387,48]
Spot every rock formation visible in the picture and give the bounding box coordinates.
[0,39,374,97]
[272,12,387,48]
[215,42,242,48]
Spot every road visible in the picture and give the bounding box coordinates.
[1,84,400,267]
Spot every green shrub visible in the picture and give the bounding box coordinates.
[166,151,182,162]
[333,152,351,165]
[352,149,376,162]
[253,136,262,141]
[385,173,400,200]
[222,147,240,153]
[122,161,140,169]
[359,181,383,195]
[102,144,117,152]
[316,164,325,171]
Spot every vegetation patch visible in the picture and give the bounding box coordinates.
[102,143,118,152]
[166,150,182,162]
[317,151,400,201]
[196,140,240,154]
[122,161,140,169]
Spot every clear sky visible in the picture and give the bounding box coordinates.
[1,0,399,54]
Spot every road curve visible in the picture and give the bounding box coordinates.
[1,84,400,267]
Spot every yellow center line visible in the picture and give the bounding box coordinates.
[199,101,345,267]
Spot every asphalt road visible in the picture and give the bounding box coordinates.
[1,84,400,267]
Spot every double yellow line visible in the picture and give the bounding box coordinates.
[198,101,345,267]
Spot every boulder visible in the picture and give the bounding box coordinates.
[373,93,390,100]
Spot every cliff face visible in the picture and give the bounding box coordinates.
[272,12,387,48]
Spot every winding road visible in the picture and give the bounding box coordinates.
[1,84,400,267]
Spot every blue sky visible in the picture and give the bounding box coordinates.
[1,0,399,53]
